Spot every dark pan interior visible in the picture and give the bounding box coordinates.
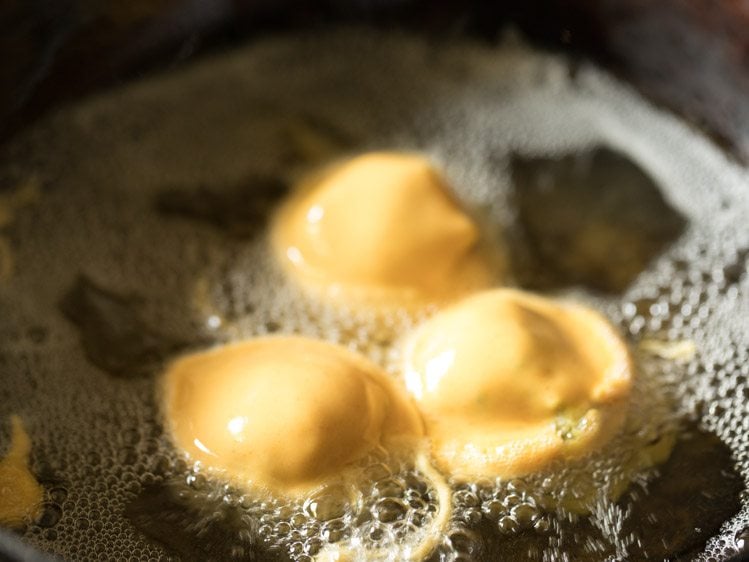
[1,2,748,561]
[2,0,749,162]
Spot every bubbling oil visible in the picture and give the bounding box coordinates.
[0,27,747,561]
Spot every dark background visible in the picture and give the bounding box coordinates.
[1,0,749,161]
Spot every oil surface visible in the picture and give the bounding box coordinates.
[0,28,747,561]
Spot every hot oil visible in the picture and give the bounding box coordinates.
[0,28,747,561]
[59,276,200,378]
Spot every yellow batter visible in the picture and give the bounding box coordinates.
[0,415,44,528]
[402,288,633,480]
[162,337,423,496]
[272,152,497,308]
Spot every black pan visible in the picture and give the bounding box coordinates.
[1,2,748,561]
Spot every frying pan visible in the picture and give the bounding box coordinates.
[0,1,748,561]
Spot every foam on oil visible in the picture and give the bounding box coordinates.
[0,27,747,561]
